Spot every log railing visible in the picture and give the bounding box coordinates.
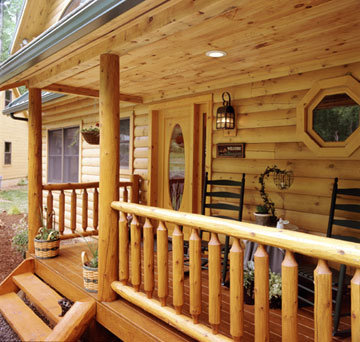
[42,175,139,240]
[111,202,360,342]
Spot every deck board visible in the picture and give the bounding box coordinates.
[33,241,351,341]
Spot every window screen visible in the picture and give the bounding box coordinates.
[48,127,79,183]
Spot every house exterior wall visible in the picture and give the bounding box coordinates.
[0,91,28,187]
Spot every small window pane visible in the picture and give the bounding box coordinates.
[49,130,63,155]
[313,93,360,142]
[5,90,12,107]
[4,142,11,165]
[64,127,79,156]
[48,156,62,182]
[120,118,130,169]
[63,156,79,182]
[5,142,11,153]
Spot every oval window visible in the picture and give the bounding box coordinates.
[169,124,185,211]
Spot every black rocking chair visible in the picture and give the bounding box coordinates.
[298,177,360,336]
[201,172,245,285]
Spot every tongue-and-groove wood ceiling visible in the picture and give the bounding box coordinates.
[4,0,360,104]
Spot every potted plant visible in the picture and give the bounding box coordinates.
[34,210,60,259]
[81,240,98,293]
[81,123,99,145]
[243,261,282,308]
[254,205,272,226]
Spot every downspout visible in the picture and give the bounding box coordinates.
[10,113,28,121]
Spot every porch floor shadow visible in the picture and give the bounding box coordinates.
[31,242,351,342]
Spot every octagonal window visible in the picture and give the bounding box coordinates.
[313,93,360,142]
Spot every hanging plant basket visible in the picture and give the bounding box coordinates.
[81,130,99,145]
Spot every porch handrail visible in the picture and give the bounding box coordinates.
[42,176,139,239]
[111,201,360,341]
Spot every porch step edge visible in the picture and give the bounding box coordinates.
[0,292,52,341]
[12,272,63,325]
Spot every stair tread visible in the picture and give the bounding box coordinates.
[0,292,51,341]
[12,272,62,324]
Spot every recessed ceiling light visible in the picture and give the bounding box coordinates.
[205,50,227,58]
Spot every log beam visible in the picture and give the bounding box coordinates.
[28,88,42,253]
[98,54,120,301]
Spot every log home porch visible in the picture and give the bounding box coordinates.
[1,0,360,341]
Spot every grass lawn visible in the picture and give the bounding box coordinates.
[0,186,28,213]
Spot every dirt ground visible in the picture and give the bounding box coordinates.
[0,212,26,341]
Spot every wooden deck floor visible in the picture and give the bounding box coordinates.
[33,241,351,341]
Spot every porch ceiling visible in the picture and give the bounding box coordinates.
[2,0,360,103]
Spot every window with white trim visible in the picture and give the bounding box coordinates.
[48,127,79,183]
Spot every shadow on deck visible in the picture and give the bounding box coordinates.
[31,242,351,342]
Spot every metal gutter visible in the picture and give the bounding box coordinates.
[0,0,145,85]
[10,113,28,122]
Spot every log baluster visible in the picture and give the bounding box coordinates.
[131,215,141,292]
[82,189,88,231]
[314,260,332,342]
[208,232,221,334]
[157,221,168,306]
[351,269,360,341]
[230,238,243,341]
[46,190,53,229]
[143,218,154,299]
[123,186,128,203]
[172,224,184,315]
[254,244,269,342]
[59,190,65,235]
[119,211,129,285]
[93,188,99,230]
[70,189,77,233]
[282,250,298,341]
[189,228,202,323]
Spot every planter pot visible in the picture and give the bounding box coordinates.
[254,212,271,226]
[82,251,98,293]
[81,131,99,145]
[34,238,60,259]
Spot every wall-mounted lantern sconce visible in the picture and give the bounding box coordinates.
[216,92,236,130]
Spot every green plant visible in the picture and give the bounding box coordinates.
[243,260,282,308]
[81,123,99,134]
[83,238,98,268]
[12,217,28,257]
[17,178,27,186]
[8,205,21,215]
[35,209,59,241]
[255,205,269,214]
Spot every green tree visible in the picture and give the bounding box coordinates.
[0,0,24,62]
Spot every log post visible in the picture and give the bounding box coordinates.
[82,189,88,231]
[46,191,53,229]
[351,269,360,341]
[71,189,77,233]
[189,228,202,323]
[208,232,221,334]
[130,174,140,203]
[282,250,298,341]
[254,244,269,342]
[59,190,65,235]
[172,224,184,314]
[131,215,141,292]
[28,88,42,253]
[119,211,129,285]
[143,218,154,298]
[230,238,243,341]
[157,221,168,306]
[314,259,332,342]
[98,53,120,301]
[93,188,98,230]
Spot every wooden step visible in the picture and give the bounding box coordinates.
[12,272,63,325]
[0,292,51,341]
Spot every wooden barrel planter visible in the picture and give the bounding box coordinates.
[81,130,99,145]
[81,251,98,293]
[34,238,60,259]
